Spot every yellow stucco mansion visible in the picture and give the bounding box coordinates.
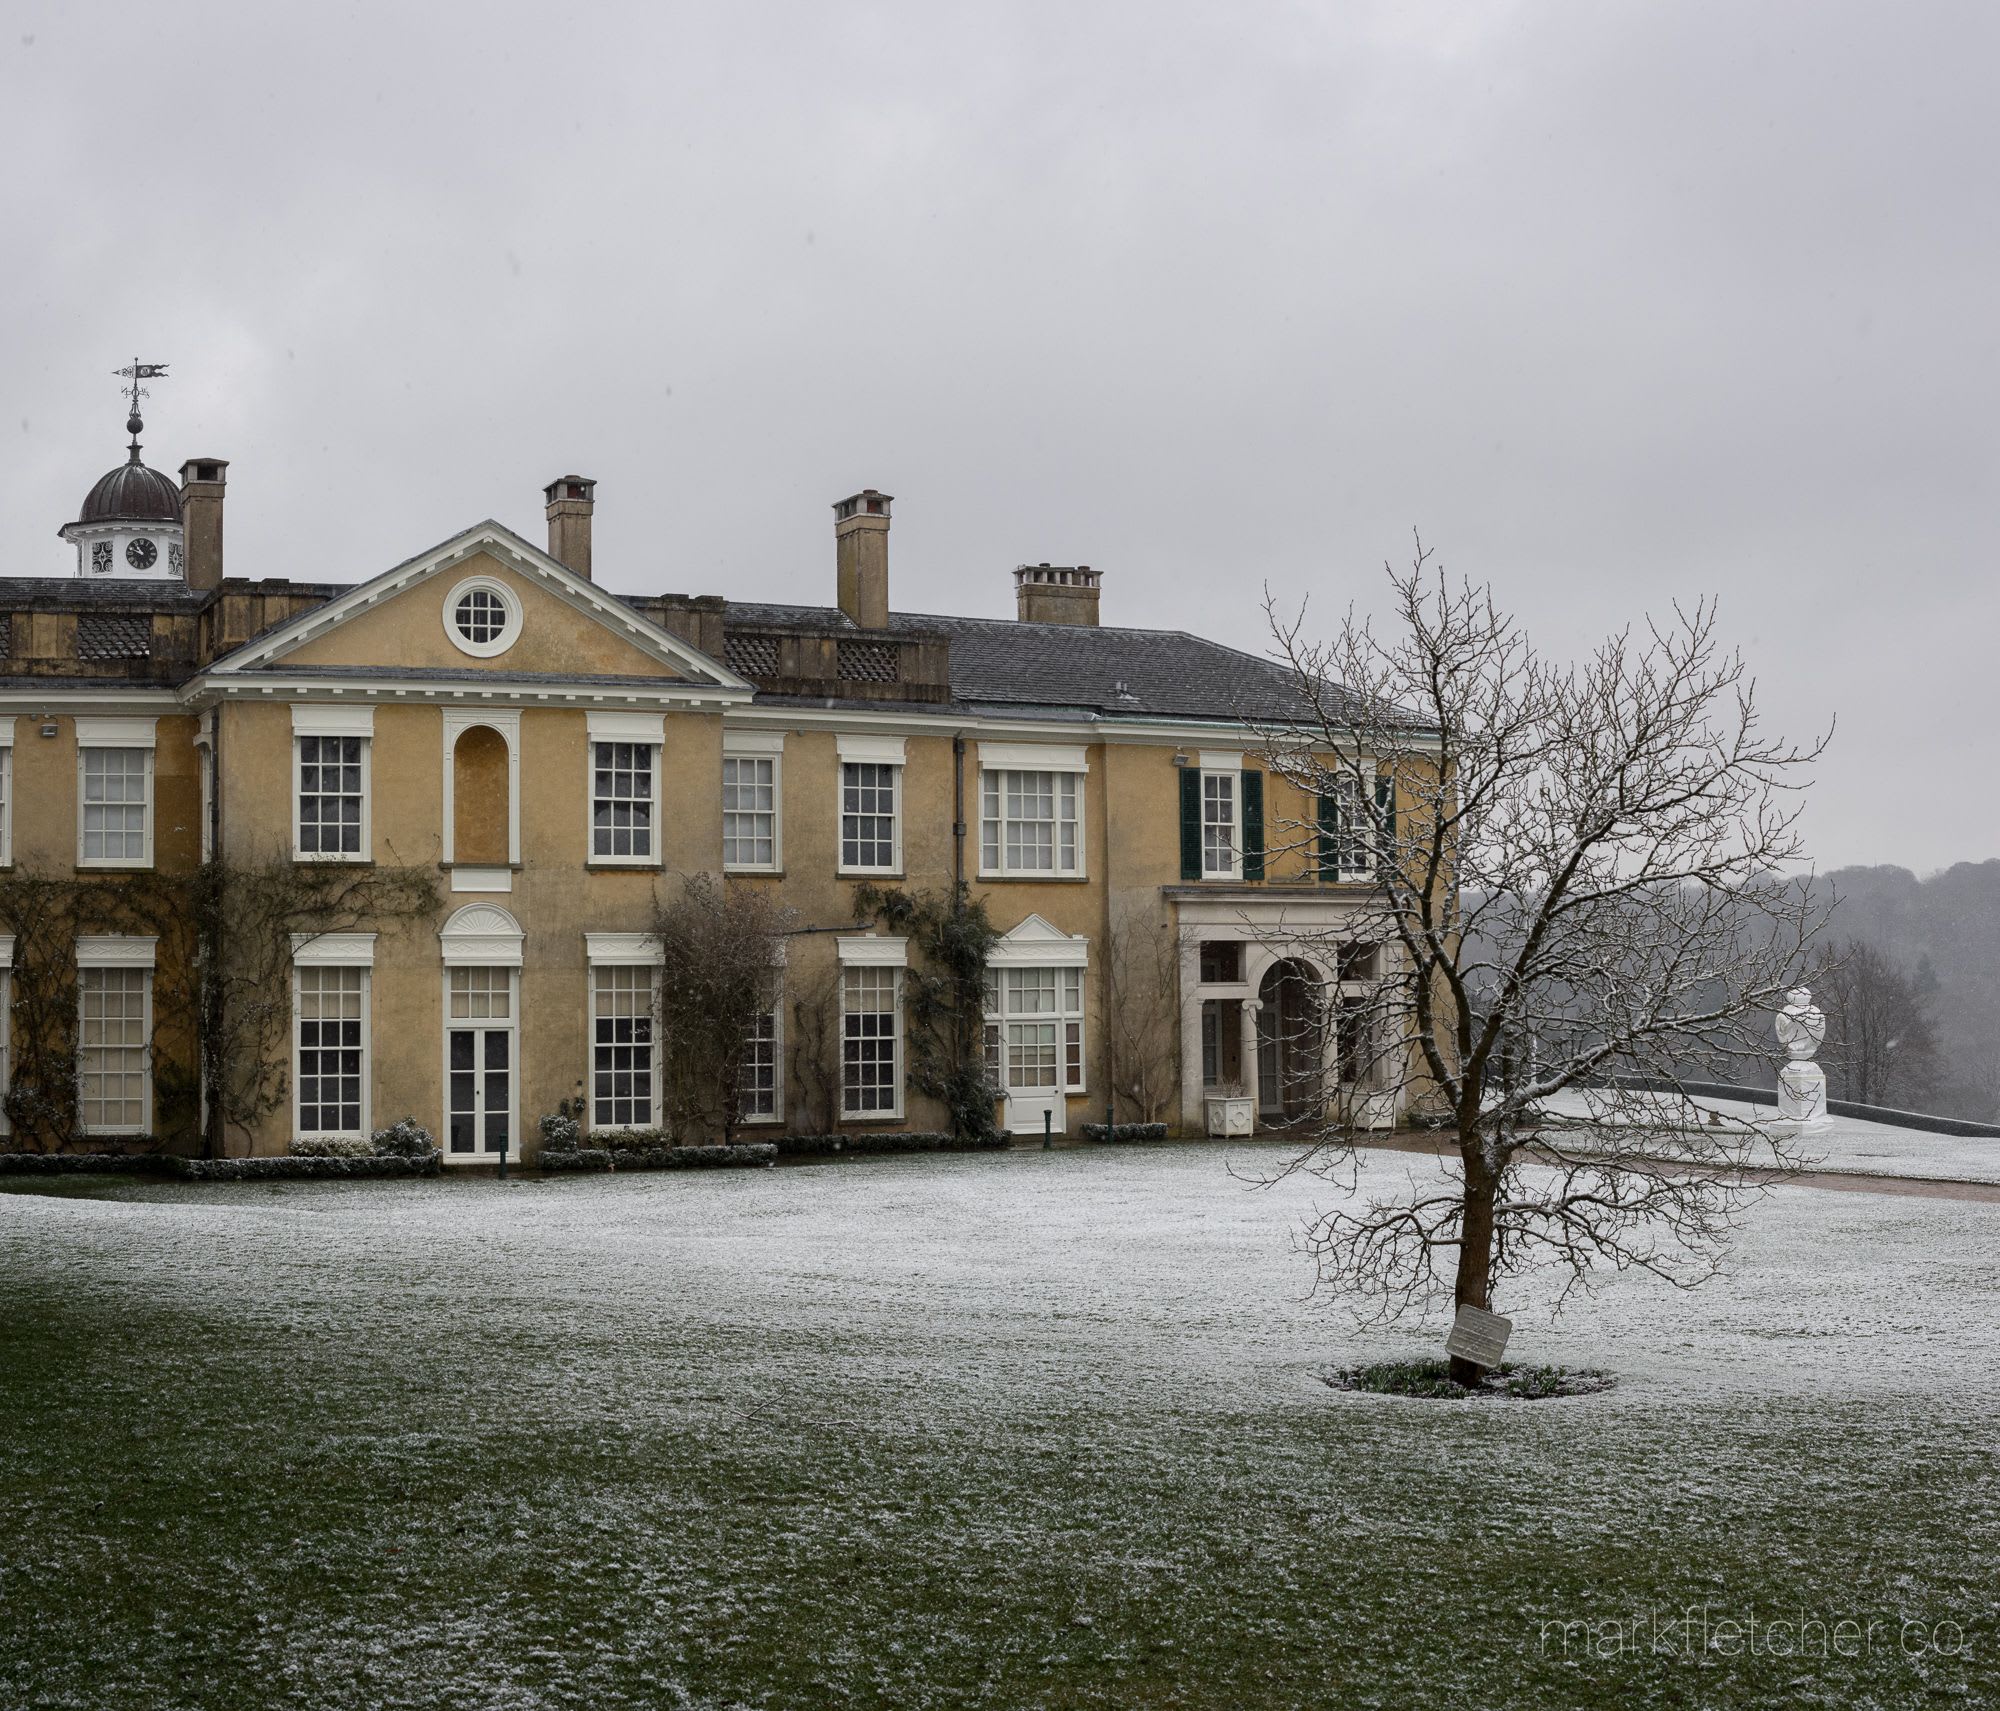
[1,410,1398,1160]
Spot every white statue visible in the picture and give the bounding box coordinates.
[1774,987,1830,1130]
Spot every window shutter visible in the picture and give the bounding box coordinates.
[1316,791,1338,882]
[1241,770,1264,881]
[1375,773,1395,874]
[1179,767,1202,881]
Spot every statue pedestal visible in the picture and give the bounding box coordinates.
[1777,1060,1829,1130]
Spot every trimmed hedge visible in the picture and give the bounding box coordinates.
[0,1151,161,1176]
[540,1143,772,1172]
[289,1136,373,1159]
[1081,1122,1170,1144]
[166,1152,444,1182]
[772,1130,1008,1158]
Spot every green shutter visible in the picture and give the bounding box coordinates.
[1179,767,1202,881]
[1375,773,1395,874]
[1316,791,1338,882]
[1241,770,1264,881]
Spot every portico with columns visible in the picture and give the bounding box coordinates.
[1172,892,1397,1135]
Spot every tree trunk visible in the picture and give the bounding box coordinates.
[1448,1140,1497,1386]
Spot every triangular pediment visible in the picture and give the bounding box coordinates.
[207,521,750,693]
[998,913,1079,945]
[987,913,1091,966]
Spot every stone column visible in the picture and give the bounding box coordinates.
[1241,998,1264,1114]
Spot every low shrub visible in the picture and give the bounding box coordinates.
[772,1131,1006,1157]
[607,1143,776,1171]
[540,1147,613,1173]
[1080,1122,1170,1144]
[371,1117,436,1160]
[290,1136,372,1159]
[165,1153,443,1182]
[538,1112,582,1152]
[0,1151,161,1176]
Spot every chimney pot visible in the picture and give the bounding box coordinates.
[543,474,596,579]
[1013,562,1102,626]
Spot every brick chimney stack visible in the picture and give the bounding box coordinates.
[833,489,892,629]
[178,458,228,591]
[543,475,597,579]
[1014,563,1101,626]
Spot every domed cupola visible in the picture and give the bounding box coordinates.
[60,361,188,581]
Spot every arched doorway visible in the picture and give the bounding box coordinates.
[1256,958,1326,1125]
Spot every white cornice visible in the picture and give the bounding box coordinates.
[179,671,749,713]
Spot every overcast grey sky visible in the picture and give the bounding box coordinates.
[3,2,1993,871]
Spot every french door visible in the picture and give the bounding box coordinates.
[446,966,516,1158]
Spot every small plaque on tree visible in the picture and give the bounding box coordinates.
[1445,1304,1513,1371]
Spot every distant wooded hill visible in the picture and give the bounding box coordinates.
[1812,862,2000,1122]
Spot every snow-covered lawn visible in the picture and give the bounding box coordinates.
[1538,1087,2000,1185]
[2,1145,1994,1708]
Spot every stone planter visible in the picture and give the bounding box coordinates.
[1205,1094,1256,1137]
[1355,1092,1398,1131]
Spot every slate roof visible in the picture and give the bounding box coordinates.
[723,600,1351,725]
[0,570,1361,729]
[0,578,208,609]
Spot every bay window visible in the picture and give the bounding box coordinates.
[982,965,1086,1095]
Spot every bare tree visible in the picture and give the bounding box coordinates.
[1813,938,1940,1108]
[652,875,790,1143]
[1263,545,1831,1379]
[787,958,844,1135]
[1104,907,1183,1124]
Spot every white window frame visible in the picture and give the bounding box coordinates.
[75,718,157,871]
[586,711,664,869]
[982,966,1087,1096]
[1198,752,1243,881]
[291,705,375,864]
[290,934,376,1144]
[0,933,13,1135]
[75,935,155,1136]
[837,935,906,1120]
[586,933,662,1135]
[442,573,523,659]
[1322,772,1377,882]
[836,734,904,876]
[722,730,785,874]
[978,743,1088,880]
[0,719,14,867]
[737,999,783,1125]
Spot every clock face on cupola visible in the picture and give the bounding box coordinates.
[57,361,188,582]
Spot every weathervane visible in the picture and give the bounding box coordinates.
[112,359,169,450]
